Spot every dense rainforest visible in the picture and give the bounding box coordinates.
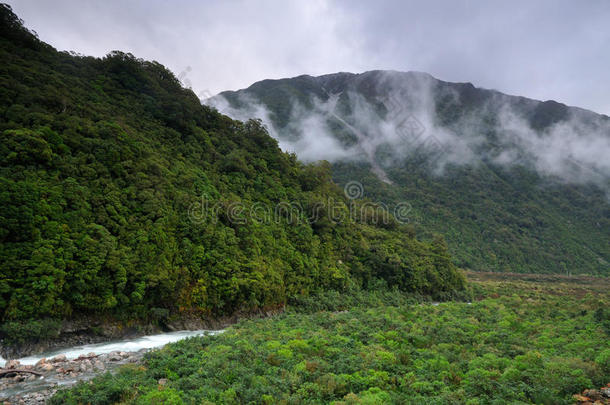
[0,4,465,332]
[217,71,610,276]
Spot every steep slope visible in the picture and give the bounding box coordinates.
[215,70,610,275]
[0,5,465,333]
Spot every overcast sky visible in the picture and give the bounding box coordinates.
[9,0,610,115]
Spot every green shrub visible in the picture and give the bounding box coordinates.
[52,278,610,404]
[0,318,61,345]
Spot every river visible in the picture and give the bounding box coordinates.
[0,329,223,402]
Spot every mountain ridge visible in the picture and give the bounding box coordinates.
[220,69,610,120]
[213,69,610,276]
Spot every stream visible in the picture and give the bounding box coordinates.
[0,329,223,403]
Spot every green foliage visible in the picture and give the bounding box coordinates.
[288,278,473,314]
[0,318,61,345]
[596,349,610,375]
[0,5,464,328]
[48,365,153,405]
[341,161,610,276]
[51,275,610,404]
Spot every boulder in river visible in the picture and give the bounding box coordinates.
[107,351,123,362]
[50,354,67,363]
[4,359,20,369]
[39,363,55,372]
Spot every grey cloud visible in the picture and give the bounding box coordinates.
[8,0,610,115]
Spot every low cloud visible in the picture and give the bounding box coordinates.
[210,71,610,192]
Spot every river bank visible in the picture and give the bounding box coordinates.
[1,308,283,360]
[0,316,213,360]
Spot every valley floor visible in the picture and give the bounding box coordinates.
[50,273,610,404]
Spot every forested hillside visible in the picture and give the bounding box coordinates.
[0,4,465,329]
[216,71,610,275]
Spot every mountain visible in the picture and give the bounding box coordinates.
[213,70,610,276]
[0,4,465,337]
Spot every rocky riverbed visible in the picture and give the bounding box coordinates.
[0,350,147,404]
